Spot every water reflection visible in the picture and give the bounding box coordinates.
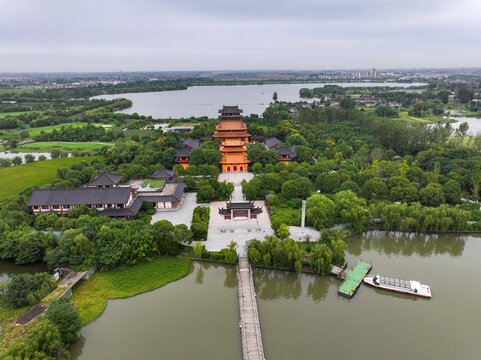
[0,261,48,282]
[254,269,303,301]
[347,230,466,257]
[224,266,236,288]
[306,276,332,302]
[195,266,205,284]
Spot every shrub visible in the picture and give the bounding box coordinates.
[5,273,56,307]
[46,298,82,344]
[191,206,210,241]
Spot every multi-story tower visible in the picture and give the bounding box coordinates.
[214,105,250,172]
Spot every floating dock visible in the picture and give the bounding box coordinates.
[337,262,371,298]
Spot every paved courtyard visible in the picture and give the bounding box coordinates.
[150,192,201,227]
[205,172,273,254]
[288,226,321,242]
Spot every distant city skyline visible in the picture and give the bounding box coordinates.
[1,0,480,72]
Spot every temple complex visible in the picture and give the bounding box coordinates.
[214,106,250,172]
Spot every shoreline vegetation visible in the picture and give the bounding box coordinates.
[71,257,191,326]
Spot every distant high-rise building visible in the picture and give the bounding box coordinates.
[371,68,377,78]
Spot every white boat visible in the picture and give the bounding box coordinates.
[363,274,432,298]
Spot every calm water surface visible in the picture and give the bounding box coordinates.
[70,262,241,360]
[448,116,481,135]
[70,232,480,360]
[94,82,425,118]
[0,261,47,281]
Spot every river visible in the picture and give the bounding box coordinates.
[70,231,481,360]
[0,261,47,282]
[93,82,426,118]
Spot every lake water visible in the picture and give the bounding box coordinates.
[93,82,426,118]
[447,116,481,135]
[69,231,481,360]
[0,151,52,161]
[0,261,48,282]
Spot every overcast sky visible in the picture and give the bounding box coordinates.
[1,0,480,72]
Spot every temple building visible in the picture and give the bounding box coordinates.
[86,171,123,188]
[218,201,263,220]
[276,145,297,164]
[27,187,142,220]
[214,106,250,172]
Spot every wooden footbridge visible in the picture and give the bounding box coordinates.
[237,255,266,360]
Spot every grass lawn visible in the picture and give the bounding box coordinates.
[0,88,38,94]
[396,111,444,124]
[0,156,103,201]
[141,179,166,188]
[0,111,37,118]
[16,141,113,153]
[27,122,105,137]
[71,257,192,325]
[270,205,301,226]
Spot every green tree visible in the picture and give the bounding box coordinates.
[309,244,333,274]
[306,194,335,229]
[193,242,205,259]
[45,298,82,344]
[443,179,461,204]
[275,224,291,239]
[420,183,445,206]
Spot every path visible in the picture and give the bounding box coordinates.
[14,268,95,325]
[205,172,274,252]
[237,255,265,360]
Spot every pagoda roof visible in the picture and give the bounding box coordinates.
[276,145,297,158]
[219,105,243,114]
[175,147,191,157]
[216,122,247,130]
[88,171,123,186]
[223,138,245,146]
[219,153,250,164]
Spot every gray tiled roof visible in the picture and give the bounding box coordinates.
[27,187,132,206]
[219,105,242,114]
[151,168,175,180]
[265,137,282,149]
[98,198,143,217]
[88,171,123,186]
[182,138,201,149]
[276,145,297,158]
[175,147,190,158]
[140,182,186,203]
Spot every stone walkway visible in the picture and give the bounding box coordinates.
[288,226,321,242]
[205,172,273,254]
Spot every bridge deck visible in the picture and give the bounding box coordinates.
[237,255,265,360]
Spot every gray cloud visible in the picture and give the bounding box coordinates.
[0,0,480,71]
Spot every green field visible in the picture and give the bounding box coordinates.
[16,141,113,153]
[0,156,103,200]
[0,111,36,118]
[0,88,38,94]
[71,257,191,325]
[142,179,166,188]
[27,122,108,137]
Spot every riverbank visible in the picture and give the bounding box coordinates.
[70,257,192,326]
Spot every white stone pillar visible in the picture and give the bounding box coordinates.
[301,199,306,234]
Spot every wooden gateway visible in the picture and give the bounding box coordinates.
[219,201,263,220]
[214,105,250,172]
